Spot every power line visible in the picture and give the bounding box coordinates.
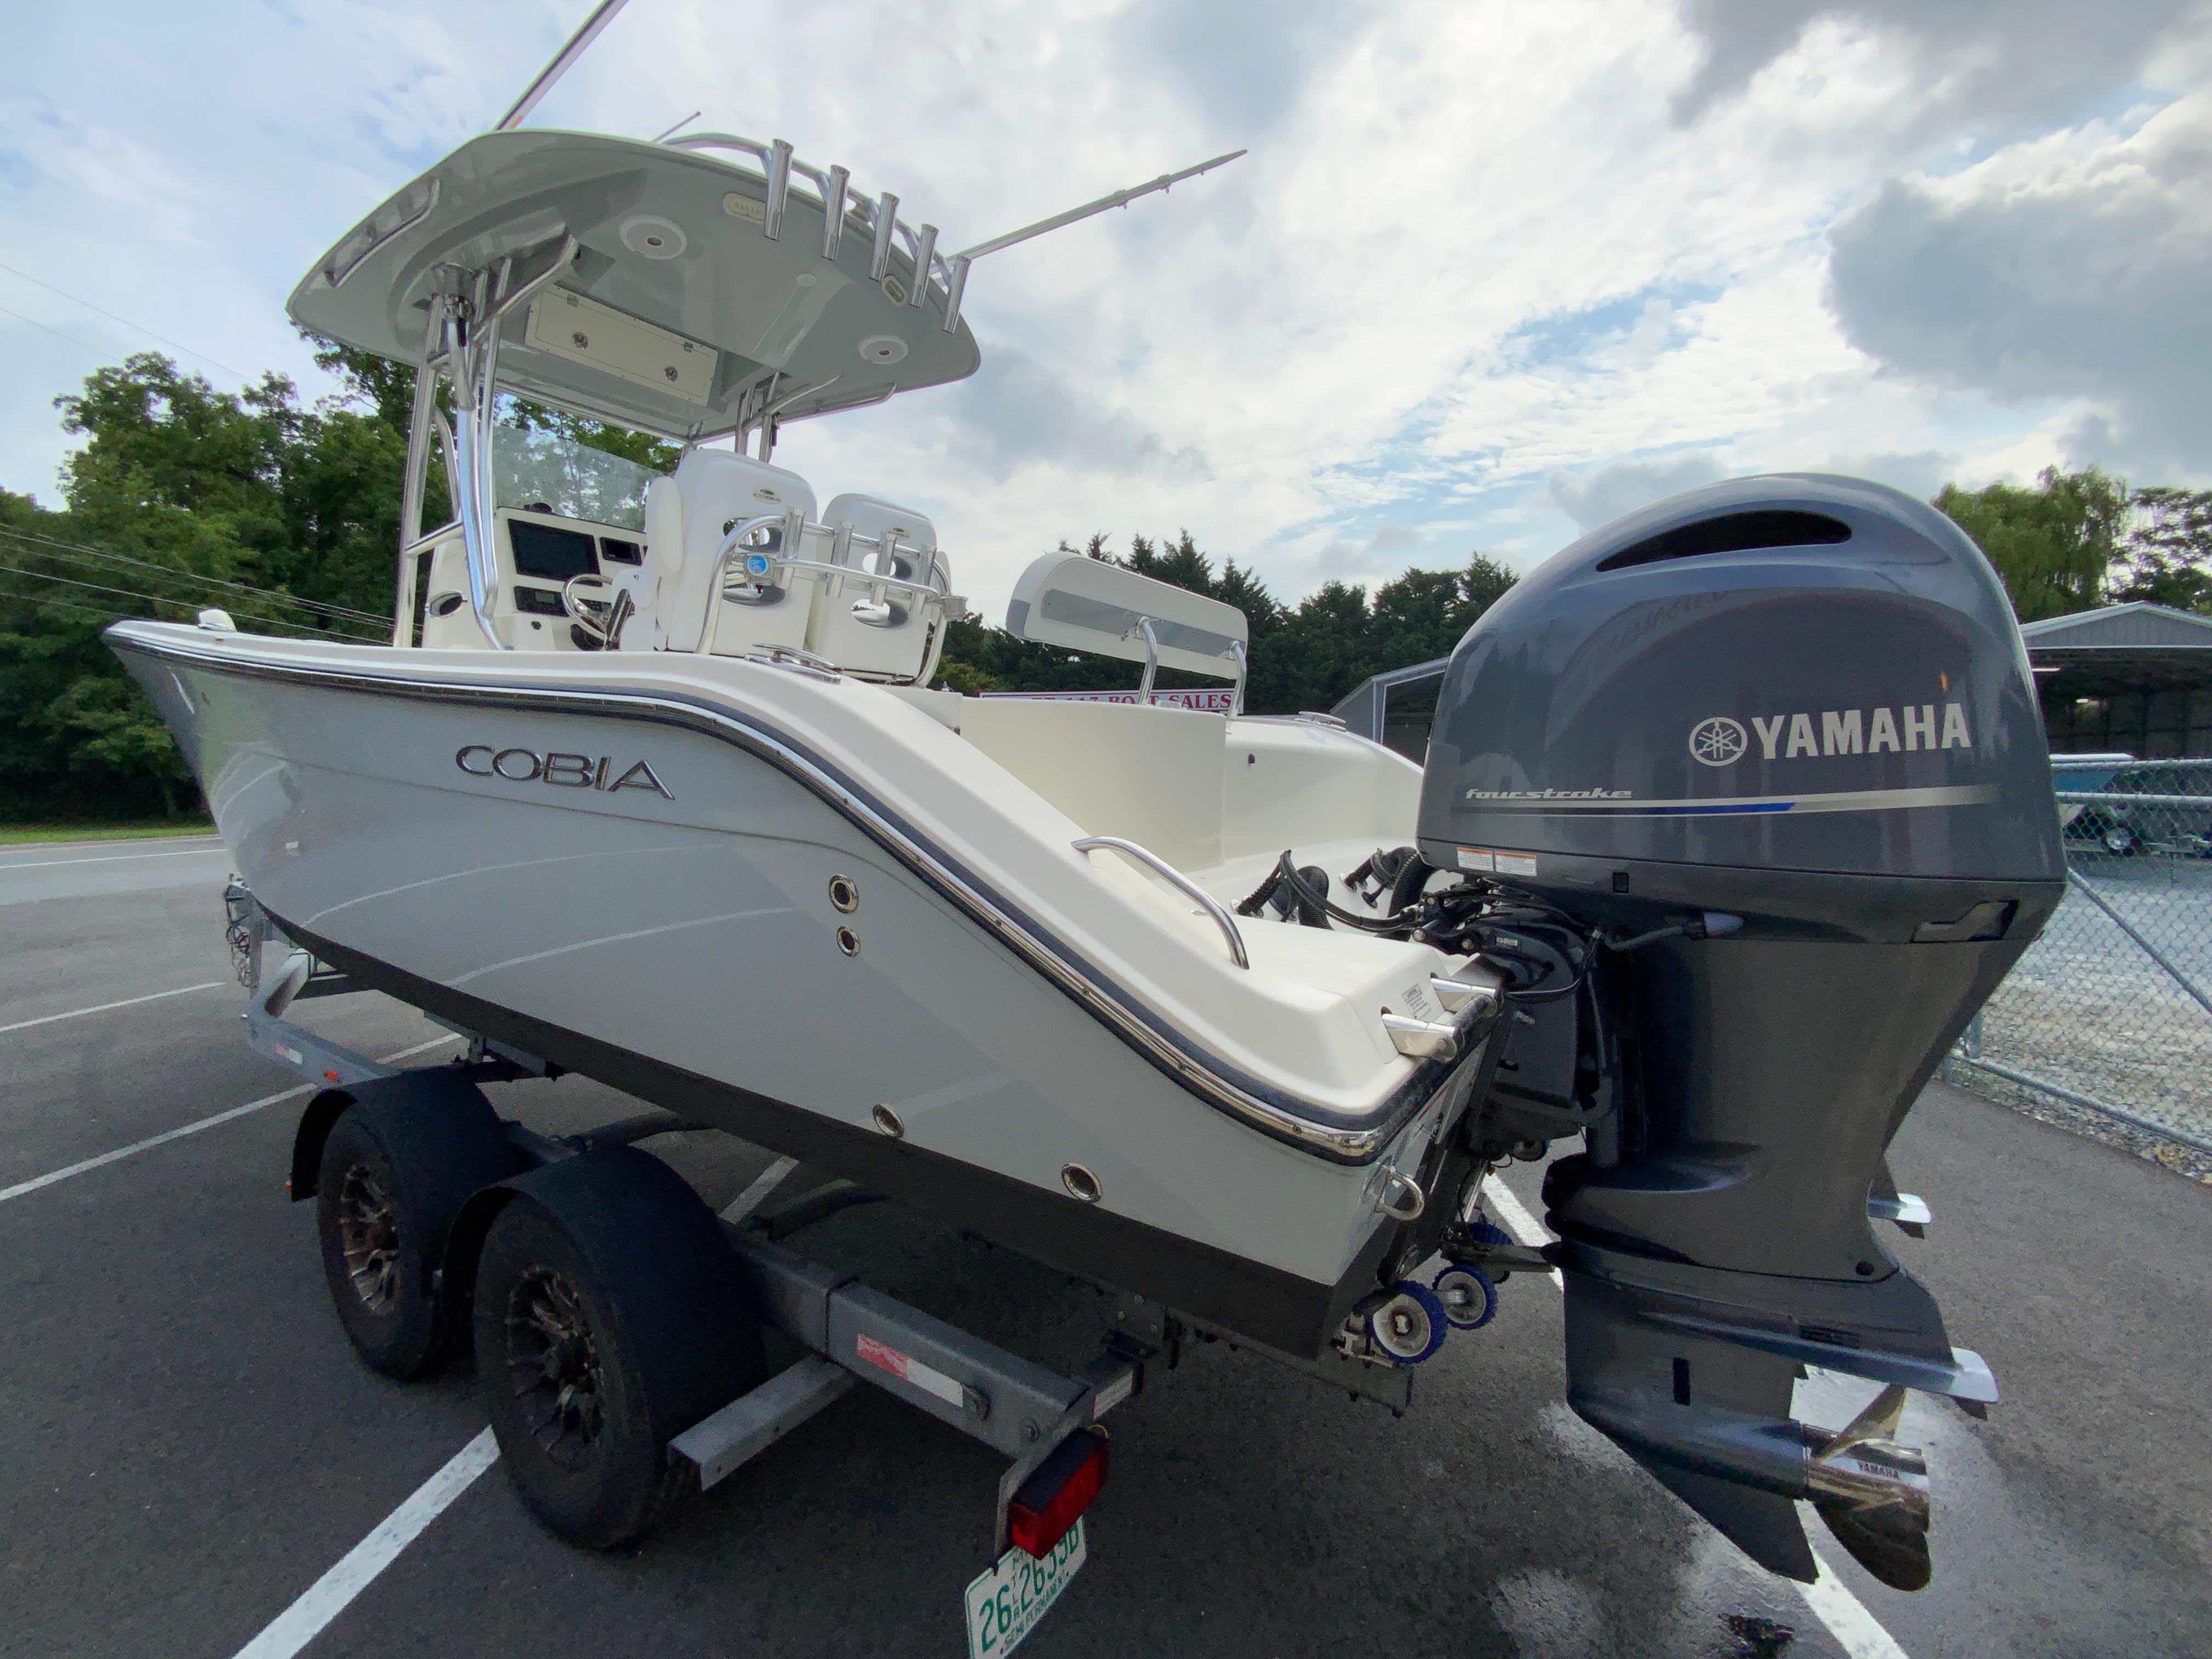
[0,261,249,380]
[0,562,385,641]
[0,524,391,628]
[0,298,117,363]
[0,588,123,624]
[0,583,371,645]
[0,522,387,618]
[2,532,390,630]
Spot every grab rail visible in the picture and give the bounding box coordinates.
[699,512,962,663]
[1072,837,1250,969]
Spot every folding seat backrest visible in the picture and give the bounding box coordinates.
[614,448,816,654]
[808,493,943,679]
[820,494,938,582]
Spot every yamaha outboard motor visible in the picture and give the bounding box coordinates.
[1417,475,2063,1589]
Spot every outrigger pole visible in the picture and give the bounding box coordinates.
[496,0,635,132]
[936,149,1245,331]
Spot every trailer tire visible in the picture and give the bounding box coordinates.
[468,1148,765,1550]
[316,1111,451,1379]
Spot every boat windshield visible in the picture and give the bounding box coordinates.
[492,414,662,532]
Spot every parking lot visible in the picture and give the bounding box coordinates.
[5,836,2210,1658]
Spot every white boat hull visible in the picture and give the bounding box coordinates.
[114,623,1492,1356]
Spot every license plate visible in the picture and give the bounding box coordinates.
[963,1520,1087,1659]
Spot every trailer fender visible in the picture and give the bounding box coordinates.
[449,1147,768,1446]
[290,1069,524,1274]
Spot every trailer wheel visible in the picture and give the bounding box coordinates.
[316,1111,451,1379]
[473,1200,692,1548]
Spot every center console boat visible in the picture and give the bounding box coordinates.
[106,33,2061,1602]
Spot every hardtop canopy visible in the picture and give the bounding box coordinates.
[288,128,981,442]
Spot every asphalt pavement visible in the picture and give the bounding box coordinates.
[3,837,2208,1658]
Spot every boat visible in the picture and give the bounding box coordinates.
[105,16,2067,1596]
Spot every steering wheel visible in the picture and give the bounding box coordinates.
[563,573,618,646]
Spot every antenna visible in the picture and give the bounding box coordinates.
[497,0,634,132]
[938,149,1245,331]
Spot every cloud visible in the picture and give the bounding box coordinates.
[937,346,1212,486]
[1825,93,2212,472]
[3,0,2204,617]
[1118,0,1345,140]
[1672,0,2199,128]
[1816,449,1952,500]
[1545,452,1727,532]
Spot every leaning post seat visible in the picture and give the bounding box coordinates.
[616,448,817,655]
[807,494,946,681]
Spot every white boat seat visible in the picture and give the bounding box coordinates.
[614,448,816,655]
[819,494,938,582]
[806,494,943,680]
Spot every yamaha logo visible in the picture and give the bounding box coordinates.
[1689,716,1748,768]
[1690,703,1974,765]
[455,746,673,799]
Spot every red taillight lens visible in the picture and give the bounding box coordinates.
[1008,1429,1109,1559]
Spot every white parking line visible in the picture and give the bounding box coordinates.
[1478,1175,1912,1659]
[0,834,221,857]
[720,1153,799,1222]
[230,1428,500,1659]
[0,846,224,871]
[1801,1542,1912,1658]
[0,980,227,1036]
[0,1034,458,1204]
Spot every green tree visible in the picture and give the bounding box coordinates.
[1934,466,2129,622]
[2,344,682,822]
[2112,487,2212,613]
[935,535,1514,717]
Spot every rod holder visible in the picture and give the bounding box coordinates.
[941,253,972,332]
[907,224,938,307]
[764,140,794,240]
[870,193,900,280]
[821,165,850,258]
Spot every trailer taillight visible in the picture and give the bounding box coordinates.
[1008,1429,1109,1559]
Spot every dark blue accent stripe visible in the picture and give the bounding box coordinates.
[1479,800,1798,817]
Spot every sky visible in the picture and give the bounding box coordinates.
[3,0,2208,618]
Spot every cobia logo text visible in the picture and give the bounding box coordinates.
[455,745,673,799]
[1689,703,1973,768]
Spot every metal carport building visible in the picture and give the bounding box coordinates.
[1330,600,2212,760]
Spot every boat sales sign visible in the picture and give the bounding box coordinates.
[980,689,1237,712]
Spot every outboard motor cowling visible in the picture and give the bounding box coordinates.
[1418,474,2063,1589]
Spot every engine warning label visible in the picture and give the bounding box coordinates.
[1457,847,1537,877]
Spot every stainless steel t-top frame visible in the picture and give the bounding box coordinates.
[404,0,1247,650]
[403,238,581,650]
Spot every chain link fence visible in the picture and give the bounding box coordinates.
[1950,758,2212,1168]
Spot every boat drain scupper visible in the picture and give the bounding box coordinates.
[828,874,860,913]
[1060,1164,1102,1203]
[871,1104,904,1138]
[836,927,860,956]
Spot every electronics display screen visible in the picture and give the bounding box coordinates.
[507,520,599,582]
[512,585,568,617]
[598,537,643,566]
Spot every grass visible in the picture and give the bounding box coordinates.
[0,820,216,847]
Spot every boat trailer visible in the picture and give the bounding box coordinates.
[225,884,1458,1655]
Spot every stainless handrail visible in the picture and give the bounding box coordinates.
[699,513,793,655]
[768,556,946,601]
[1127,613,1245,710]
[1073,836,1250,969]
[701,516,957,658]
